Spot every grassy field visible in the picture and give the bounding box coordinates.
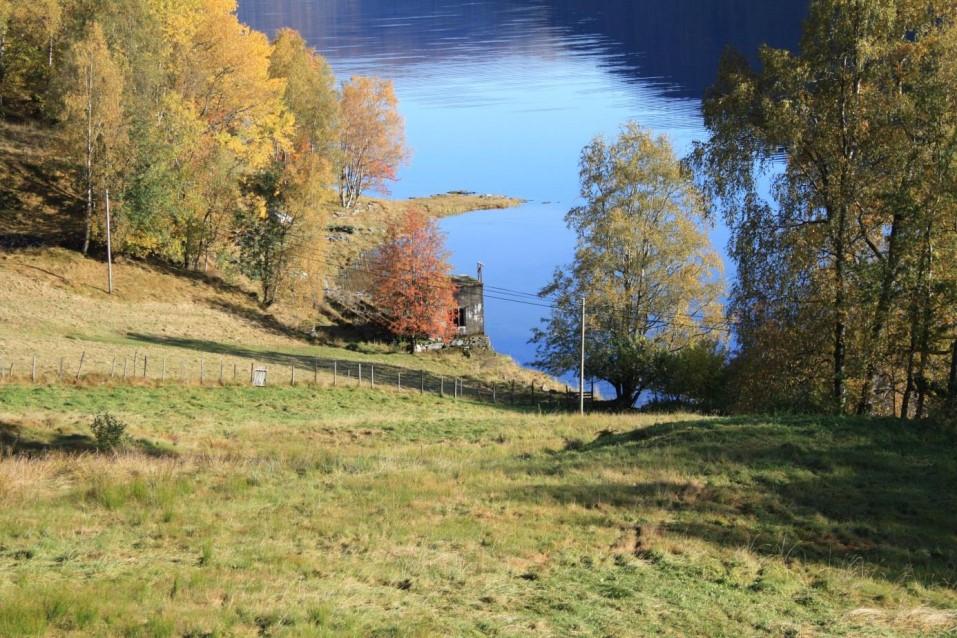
[0,383,954,636]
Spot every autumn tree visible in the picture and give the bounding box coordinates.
[0,0,12,111]
[337,76,408,208]
[237,139,330,308]
[269,28,338,173]
[369,207,457,350]
[25,0,62,69]
[236,167,299,307]
[61,21,127,254]
[694,0,957,416]
[0,0,67,115]
[533,124,724,406]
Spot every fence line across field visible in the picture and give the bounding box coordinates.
[0,351,592,411]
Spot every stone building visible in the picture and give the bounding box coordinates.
[413,267,490,352]
[452,275,484,337]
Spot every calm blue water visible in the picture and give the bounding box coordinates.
[238,0,806,368]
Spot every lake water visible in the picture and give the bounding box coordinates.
[238,0,806,369]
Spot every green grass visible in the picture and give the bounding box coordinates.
[0,384,955,636]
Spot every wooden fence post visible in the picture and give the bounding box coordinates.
[314,358,318,385]
[250,362,254,384]
[291,364,296,386]
[143,355,148,379]
[220,359,224,385]
[122,357,127,380]
[370,365,375,387]
[200,358,205,385]
[59,357,64,381]
[440,376,445,397]
[75,351,85,382]
[333,361,338,387]
[162,357,167,381]
[358,363,362,386]
[32,355,37,383]
[110,355,116,379]
[420,372,424,394]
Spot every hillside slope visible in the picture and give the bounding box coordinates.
[0,119,81,250]
[0,247,555,389]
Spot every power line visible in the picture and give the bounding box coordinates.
[485,294,557,309]
[485,284,551,299]
[281,252,738,332]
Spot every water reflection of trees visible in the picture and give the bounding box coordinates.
[238,0,807,98]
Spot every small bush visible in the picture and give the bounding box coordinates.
[90,413,127,450]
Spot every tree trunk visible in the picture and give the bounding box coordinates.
[947,340,957,412]
[339,169,349,207]
[901,309,919,419]
[914,224,935,419]
[0,34,6,111]
[832,216,848,414]
[857,213,902,415]
[82,61,94,255]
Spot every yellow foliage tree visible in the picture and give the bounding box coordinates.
[61,21,127,254]
[168,0,290,269]
[533,123,723,405]
[337,76,408,208]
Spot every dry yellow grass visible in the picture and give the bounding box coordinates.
[0,247,559,390]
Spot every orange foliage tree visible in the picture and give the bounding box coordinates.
[337,75,408,208]
[369,207,457,351]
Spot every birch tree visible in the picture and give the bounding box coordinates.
[533,124,723,406]
[61,22,127,255]
[337,76,407,208]
[694,0,957,416]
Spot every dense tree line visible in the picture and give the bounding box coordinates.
[693,0,957,417]
[536,0,956,418]
[0,0,406,308]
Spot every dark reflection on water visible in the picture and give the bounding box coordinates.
[239,1,805,97]
[238,0,806,369]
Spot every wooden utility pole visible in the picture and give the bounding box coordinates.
[579,296,586,415]
[948,340,957,410]
[105,189,113,294]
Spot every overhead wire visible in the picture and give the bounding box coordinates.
[283,252,738,333]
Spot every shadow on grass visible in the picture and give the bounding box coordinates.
[0,421,175,458]
[205,299,305,340]
[126,333,314,368]
[512,415,957,586]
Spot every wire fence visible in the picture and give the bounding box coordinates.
[0,350,593,411]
